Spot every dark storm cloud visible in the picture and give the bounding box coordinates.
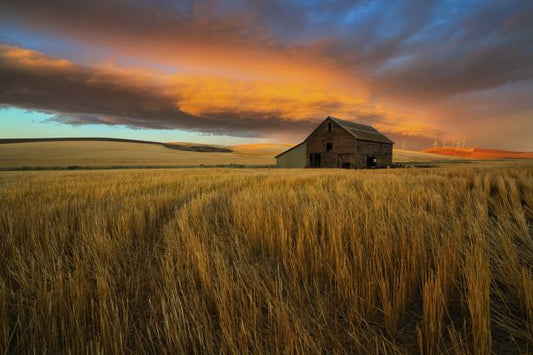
[0,46,320,137]
[0,0,282,56]
[0,46,194,128]
[313,0,533,99]
[1,0,530,99]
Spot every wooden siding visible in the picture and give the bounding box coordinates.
[306,118,357,168]
[355,140,393,167]
[276,142,307,168]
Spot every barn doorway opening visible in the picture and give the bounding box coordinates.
[366,156,376,168]
[310,153,321,168]
[341,162,351,169]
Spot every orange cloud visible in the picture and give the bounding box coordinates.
[167,74,440,139]
[0,45,71,69]
[169,75,368,118]
[1,45,441,145]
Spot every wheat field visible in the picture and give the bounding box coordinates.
[1,167,532,353]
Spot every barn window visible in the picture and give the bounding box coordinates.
[327,122,332,132]
[326,142,333,151]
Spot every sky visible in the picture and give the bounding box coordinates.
[0,0,532,150]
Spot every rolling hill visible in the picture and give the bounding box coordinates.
[0,138,469,169]
[0,140,276,168]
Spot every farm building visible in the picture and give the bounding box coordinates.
[276,116,394,168]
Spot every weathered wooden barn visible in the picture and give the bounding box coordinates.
[276,116,394,168]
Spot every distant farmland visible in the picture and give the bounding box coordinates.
[1,166,531,353]
[0,138,467,169]
[423,147,533,159]
[0,140,276,168]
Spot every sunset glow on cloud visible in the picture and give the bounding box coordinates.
[0,0,532,149]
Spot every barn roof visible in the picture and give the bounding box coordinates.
[327,116,394,144]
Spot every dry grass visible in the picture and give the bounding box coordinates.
[1,166,532,353]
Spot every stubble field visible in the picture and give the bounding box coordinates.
[1,166,532,353]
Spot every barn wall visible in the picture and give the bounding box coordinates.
[276,142,307,168]
[306,118,357,168]
[355,140,393,167]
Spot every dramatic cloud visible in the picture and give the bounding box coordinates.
[0,0,531,149]
[1,45,437,142]
[0,46,196,129]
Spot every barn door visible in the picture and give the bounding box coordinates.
[366,156,376,167]
[309,153,321,168]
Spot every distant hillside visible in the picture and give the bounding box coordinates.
[0,140,275,168]
[0,137,162,145]
[0,138,236,153]
[422,147,533,159]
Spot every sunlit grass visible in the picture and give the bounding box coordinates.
[1,167,531,353]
